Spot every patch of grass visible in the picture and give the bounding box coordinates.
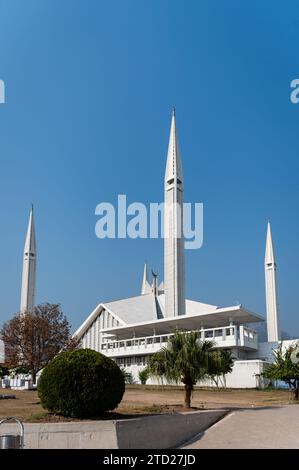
[0,386,293,422]
[24,412,51,423]
[143,405,164,414]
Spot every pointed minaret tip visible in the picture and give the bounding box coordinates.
[141,262,151,295]
[265,221,275,265]
[165,107,183,184]
[24,205,36,256]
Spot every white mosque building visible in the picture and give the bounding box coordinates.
[7,110,297,388]
[71,110,296,388]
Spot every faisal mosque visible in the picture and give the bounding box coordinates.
[5,109,298,388]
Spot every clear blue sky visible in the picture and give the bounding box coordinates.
[0,0,298,335]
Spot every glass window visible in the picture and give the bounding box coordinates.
[215,330,223,337]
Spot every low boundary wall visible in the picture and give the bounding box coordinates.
[0,409,227,449]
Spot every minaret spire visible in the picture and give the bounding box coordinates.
[20,206,36,314]
[164,109,185,317]
[165,108,183,186]
[141,262,151,295]
[265,221,280,341]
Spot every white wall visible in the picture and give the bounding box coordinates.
[81,310,121,352]
[247,339,299,363]
[0,339,4,364]
[203,360,270,389]
[123,359,270,388]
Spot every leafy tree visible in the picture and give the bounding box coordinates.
[8,366,30,377]
[0,303,78,383]
[263,342,299,401]
[147,330,218,408]
[138,367,149,385]
[209,349,234,388]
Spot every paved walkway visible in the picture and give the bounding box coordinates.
[183,405,299,449]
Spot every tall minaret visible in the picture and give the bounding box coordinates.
[20,206,36,314]
[265,221,280,342]
[164,108,185,317]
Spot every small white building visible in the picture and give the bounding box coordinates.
[73,110,296,388]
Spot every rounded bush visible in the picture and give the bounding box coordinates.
[38,348,125,418]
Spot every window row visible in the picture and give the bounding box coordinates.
[114,355,150,367]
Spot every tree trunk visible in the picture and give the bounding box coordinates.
[290,386,299,401]
[184,383,193,408]
[31,370,37,384]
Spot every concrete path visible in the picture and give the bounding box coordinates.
[182,405,299,449]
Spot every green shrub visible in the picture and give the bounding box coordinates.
[138,368,149,385]
[38,348,125,418]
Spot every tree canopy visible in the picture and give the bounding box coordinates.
[0,303,78,382]
[263,342,299,400]
[147,330,233,407]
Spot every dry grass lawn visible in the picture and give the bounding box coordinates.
[0,385,292,423]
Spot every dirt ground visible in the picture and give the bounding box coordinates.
[0,385,291,422]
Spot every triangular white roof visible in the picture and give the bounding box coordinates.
[74,292,229,339]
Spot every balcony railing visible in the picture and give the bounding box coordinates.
[100,324,258,357]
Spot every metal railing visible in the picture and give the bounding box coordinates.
[0,417,24,449]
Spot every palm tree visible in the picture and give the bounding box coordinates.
[138,367,149,385]
[210,349,234,388]
[120,367,135,384]
[147,330,216,408]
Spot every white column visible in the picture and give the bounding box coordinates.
[265,222,280,341]
[20,206,36,314]
[164,108,185,317]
